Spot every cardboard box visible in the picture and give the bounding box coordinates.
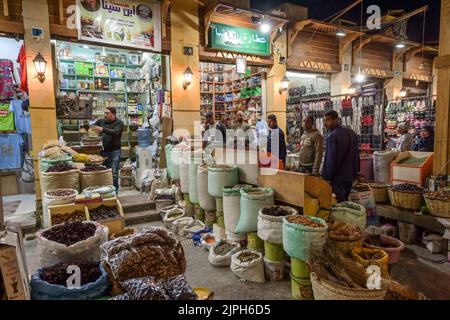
[0,245,27,300]
[0,174,19,196]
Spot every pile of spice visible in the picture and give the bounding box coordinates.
[46,189,77,197]
[329,222,362,241]
[261,206,290,217]
[286,215,325,228]
[391,183,424,193]
[90,205,119,220]
[42,221,96,246]
[51,211,86,225]
[398,157,427,166]
[426,190,450,201]
[367,182,388,188]
[213,242,236,256]
[46,162,75,173]
[40,261,101,287]
[237,251,259,263]
[81,165,108,172]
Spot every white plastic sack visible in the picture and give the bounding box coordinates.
[37,221,107,268]
[180,163,190,194]
[43,189,78,228]
[197,165,216,211]
[230,250,265,283]
[373,150,398,183]
[172,217,194,236]
[208,240,241,267]
[257,206,298,244]
[163,208,185,230]
[200,233,217,251]
[182,220,206,235]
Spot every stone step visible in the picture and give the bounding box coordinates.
[124,210,160,226]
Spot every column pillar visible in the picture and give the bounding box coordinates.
[331,41,352,95]
[170,0,201,136]
[22,0,58,200]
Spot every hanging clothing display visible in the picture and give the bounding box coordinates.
[0,102,15,131]
[17,45,28,93]
[0,134,22,169]
[0,59,15,99]
[9,99,31,134]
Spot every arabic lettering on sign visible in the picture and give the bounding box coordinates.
[102,0,136,17]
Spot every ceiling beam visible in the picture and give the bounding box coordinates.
[353,34,383,54]
[288,19,312,52]
[329,0,363,23]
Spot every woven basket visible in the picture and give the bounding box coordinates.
[388,188,424,210]
[310,272,386,300]
[424,195,450,218]
[367,183,389,204]
[328,237,363,254]
[385,280,427,300]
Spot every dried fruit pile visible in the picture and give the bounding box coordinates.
[356,250,385,261]
[90,205,119,221]
[161,275,198,300]
[286,215,325,228]
[51,211,86,225]
[81,165,107,172]
[391,183,424,193]
[46,162,75,173]
[329,222,362,241]
[237,251,259,263]
[261,206,290,217]
[426,190,450,201]
[40,261,101,287]
[42,221,96,246]
[214,242,236,256]
[46,189,77,197]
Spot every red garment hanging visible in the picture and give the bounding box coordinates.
[17,44,28,93]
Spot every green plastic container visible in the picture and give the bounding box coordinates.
[291,258,310,278]
[215,197,224,212]
[217,215,225,228]
[247,232,264,250]
[264,241,285,262]
[290,273,313,300]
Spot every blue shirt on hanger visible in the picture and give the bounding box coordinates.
[9,99,31,134]
[0,134,22,169]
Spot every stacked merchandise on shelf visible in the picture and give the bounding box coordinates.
[384,96,436,145]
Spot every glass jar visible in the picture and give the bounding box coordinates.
[120,54,127,65]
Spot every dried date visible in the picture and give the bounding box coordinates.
[42,221,96,246]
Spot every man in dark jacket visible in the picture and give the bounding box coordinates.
[87,107,124,191]
[267,114,287,166]
[321,110,359,203]
[203,111,227,148]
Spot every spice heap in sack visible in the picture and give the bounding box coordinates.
[426,190,450,201]
[81,165,108,172]
[90,205,119,221]
[236,251,259,263]
[286,215,325,228]
[46,163,76,173]
[40,260,101,287]
[46,189,77,197]
[261,206,291,217]
[42,221,96,246]
[329,222,362,241]
[214,242,236,256]
[391,183,424,193]
[101,227,186,283]
[230,250,265,283]
[208,240,240,267]
[51,211,86,225]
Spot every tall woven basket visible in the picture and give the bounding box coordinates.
[388,188,424,210]
[310,272,386,300]
[367,183,389,204]
[423,194,450,218]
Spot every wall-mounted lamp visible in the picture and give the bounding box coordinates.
[400,87,407,98]
[279,75,290,94]
[395,42,406,49]
[33,52,47,83]
[347,84,357,95]
[183,66,193,89]
[355,66,365,83]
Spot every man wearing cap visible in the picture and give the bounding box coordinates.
[392,122,414,152]
[87,107,124,191]
[266,114,287,166]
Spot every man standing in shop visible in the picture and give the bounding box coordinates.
[231,111,251,132]
[322,110,359,203]
[87,107,124,192]
[298,116,324,175]
[203,111,227,148]
[267,114,287,166]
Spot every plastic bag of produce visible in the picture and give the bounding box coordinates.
[172,217,194,236]
[42,189,78,228]
[230,250,265,283]
[332,201,366,231]
[207,165,239,198]
[79,168,113,190]
[122,276,169,300]
[37,221,108,268]
[208,240,241,267]
[282,215,328,261]
[40,169,80,196]
[30,262,109,300]
[235,188,274,234]
[257,206,298,244]
[197,165,216,211]
[200,233,217,251]
[163,207,185,230]
[160,275,198,300]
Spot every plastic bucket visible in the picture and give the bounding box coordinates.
[227,231,246,243]
[290,273,313,300]
[291,258,310,278]
[217,215,225,228]
[215,197,224,212]
[264,258,285,282]
[364,234,405,264]
[264,241,285,262]
[247,232,264,251]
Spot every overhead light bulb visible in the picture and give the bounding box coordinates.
[395,42,406,49]
[347,85,356,95]
[419,62,424,70]
[355,67,365,83]
[336,29,347,37]
[400,87,407,98]
[260,22,270,33]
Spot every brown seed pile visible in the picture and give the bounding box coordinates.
[237,251,259,263]
[286,215,325,228]
[42,221,96,246]
[213,242,236,256]
[46,162,75,173]
[329,222,362,241]
[392,183,424,193]
[81,165,107,172]
[40,261,101,287]
[46,189,77,197]
[90,205,119,221]
[51,211,86,225]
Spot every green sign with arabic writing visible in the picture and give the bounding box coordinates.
[208,22,271,56]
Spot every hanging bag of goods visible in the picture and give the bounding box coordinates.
[40,163,80,195]
[207,165,239,198]
[42,189,79,228]
[79,165,113,190]
[223,185,251,235]
[282,215,328,261]
[188,162,200,204]
[257,205,298,244]
[30,261,110,300]
[208,240,241,267]
[331,201,366,231]
[234,188,274,234]
[37,221,108,268]
[230,250,265,283]
[197,164,216,212]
